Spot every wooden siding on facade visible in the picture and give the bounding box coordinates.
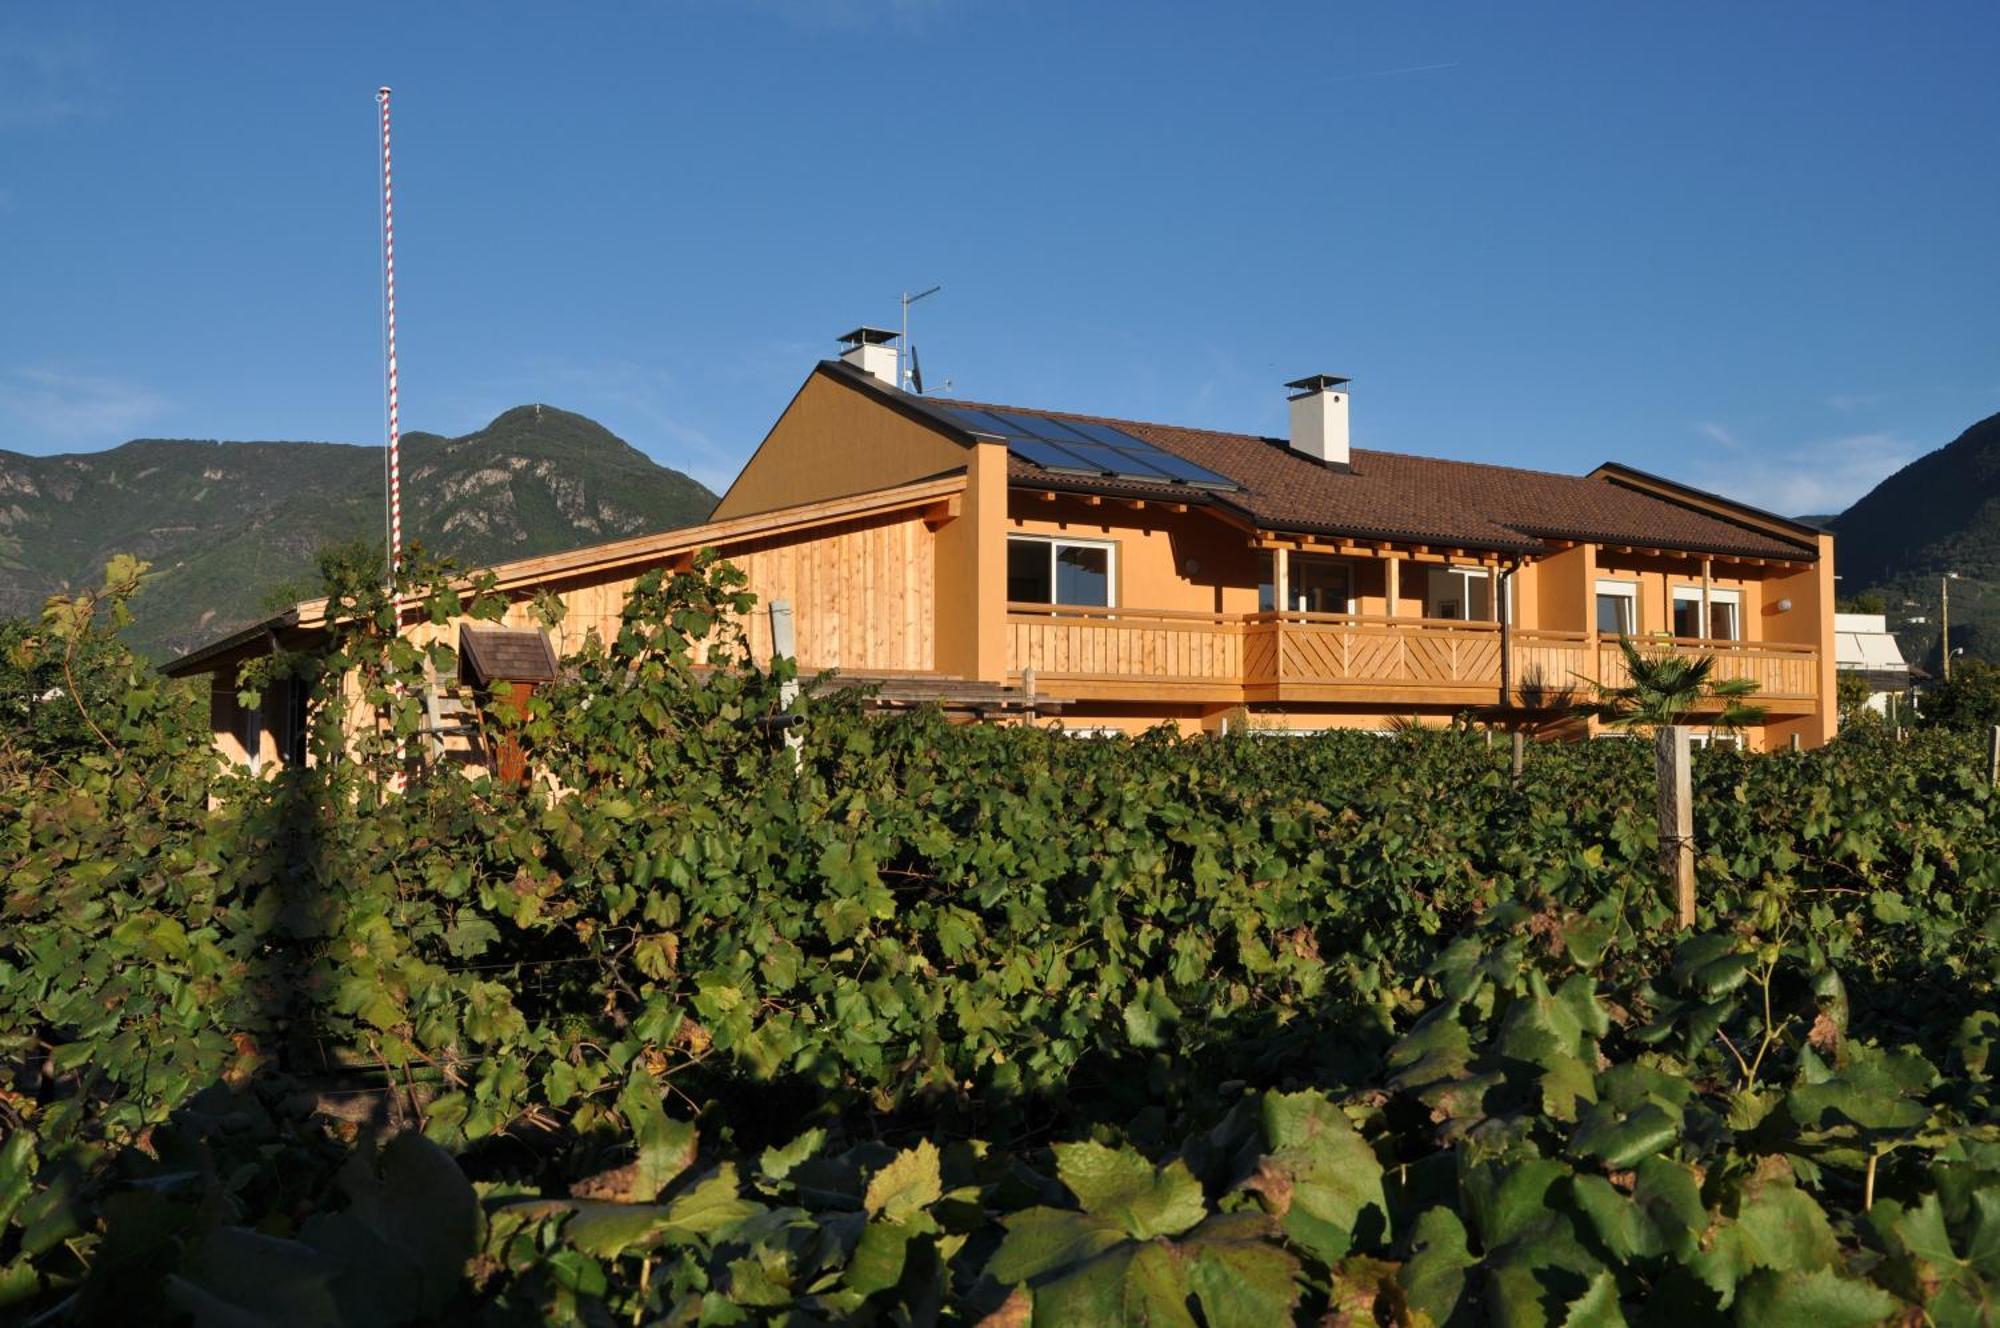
[402,505,942,677]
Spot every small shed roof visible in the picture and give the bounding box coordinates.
[460,626,559,685]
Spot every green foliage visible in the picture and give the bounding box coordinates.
[1920,658,2000,733]
[0,557,205,768]
[4,552,2000,1322]
[1835,670,1877,729]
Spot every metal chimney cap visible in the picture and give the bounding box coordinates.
[837,326,901,347]
[1286,373,1351,398]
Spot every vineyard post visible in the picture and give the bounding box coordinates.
[1511,730,1525,782]
[1656,724,1695,928]
[1989,725,1998,787]
[769,599,802,769]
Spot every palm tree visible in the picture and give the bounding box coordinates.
[1481,665,1587,740]
[1586,637,1766,733]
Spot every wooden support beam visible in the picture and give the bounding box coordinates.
[1657,726,1695,928]
[1701,557,1712,643]
[769,600,802,769]
[920,494,963,530]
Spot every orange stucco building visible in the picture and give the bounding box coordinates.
[169,333,1837,762]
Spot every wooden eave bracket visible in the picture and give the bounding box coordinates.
[920,494,963,530]
[1249,533,1504,566]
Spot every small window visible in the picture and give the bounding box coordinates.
[1670,588,1741,641]
[281,679,309,767]
[1428,567,1494,622]
[1008,539,1051,603]
[1672,593,1702,640]
[1595,579,1638,636]
[1709,596,1741,642]
[1290,555,1353,614]
[1007,536,1115,608]
[242,702,263,776]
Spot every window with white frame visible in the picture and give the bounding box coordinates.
[1426,566,1494,621]
[1007,536,1116,607]
[1595,578,1638,636]
[1671,587,1741,641]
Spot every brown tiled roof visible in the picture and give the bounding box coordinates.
[941,395,1817,562]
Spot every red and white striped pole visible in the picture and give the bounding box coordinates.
[377,86,402,586]
[378,87,408,792]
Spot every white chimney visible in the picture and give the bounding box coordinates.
[837,326,900,387]
[1287,374,1351,466]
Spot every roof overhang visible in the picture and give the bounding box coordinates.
[160,608,301,678]
[1587,462,1824,557]
[1007,473,1545,558]
[161,472,969,677]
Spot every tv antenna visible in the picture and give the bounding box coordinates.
[900,285,941,394]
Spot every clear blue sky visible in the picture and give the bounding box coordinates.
[4,2,1996,516]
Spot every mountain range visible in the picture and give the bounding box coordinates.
[1828,410,2000,671]
[0,405,717,660]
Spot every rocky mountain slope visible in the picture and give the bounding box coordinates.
[0,405,717,659]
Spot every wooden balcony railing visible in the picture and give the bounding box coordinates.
[1006,604,1243,684]
[1597,636,1819,700]
[1243,612,1504,688]
[1007,606,1821,704]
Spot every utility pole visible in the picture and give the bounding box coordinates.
[1943,573,1952,680]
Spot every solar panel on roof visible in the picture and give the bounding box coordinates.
[1058,421,1241,490]
[1129,451,1235,485]
[1008,439,1101,474]
[1063,420,1149,449]
[987,410,1071,439]
[941,407,1015,437]
[1015,414,1099,447]
[1047,441,1173,480]
[941,403,1239,491]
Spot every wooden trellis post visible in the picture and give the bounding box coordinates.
[1656,724,1695,928]
[1511,730,1525,782]
[1989,725,1999,787]
[769,600,802,769]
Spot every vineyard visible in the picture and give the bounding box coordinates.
[2,557,1997,1326]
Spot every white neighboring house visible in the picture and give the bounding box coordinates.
[1834,613,1913,717]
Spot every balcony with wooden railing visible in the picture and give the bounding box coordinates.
[1006,605,1820,711]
